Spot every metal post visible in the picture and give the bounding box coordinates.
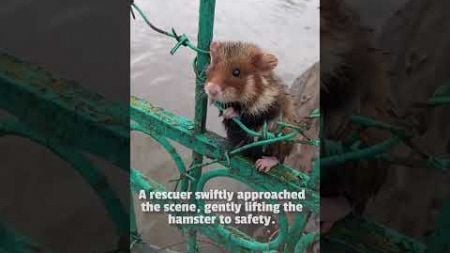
[188,0,216,252]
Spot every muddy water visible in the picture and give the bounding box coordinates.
[131,0,319,251]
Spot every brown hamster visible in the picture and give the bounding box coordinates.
[204,41,298,172]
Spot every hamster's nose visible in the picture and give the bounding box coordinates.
[209,88,218,97]
[206,83,220,97]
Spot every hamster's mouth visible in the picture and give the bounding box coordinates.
[209,97,217,105]
[204,84,223,104]
[204,85,237,105]
[209,96,237,105]
[209,97,229,105]
[206,92,227,104]
[207,95,224,105]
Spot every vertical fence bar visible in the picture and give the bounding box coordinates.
[188,0,216,252]
[193,2,215,132]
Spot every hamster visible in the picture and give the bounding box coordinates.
[204,41,298,172]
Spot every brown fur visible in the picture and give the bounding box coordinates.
[206,41,297,163]
[268,89,298,163]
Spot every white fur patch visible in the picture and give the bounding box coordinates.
[241,74,257,103]
[247,76,279,115]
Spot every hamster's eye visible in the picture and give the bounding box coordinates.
[232,68,241,77]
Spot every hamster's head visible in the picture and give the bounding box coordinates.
[205,41,278,104]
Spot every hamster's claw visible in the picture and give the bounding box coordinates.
[256,156,279,172]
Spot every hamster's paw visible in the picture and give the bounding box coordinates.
[223,107,239,119]
[256,156,279,172]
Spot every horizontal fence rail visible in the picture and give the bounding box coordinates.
[0,52,129,170]
[0,52,130,252]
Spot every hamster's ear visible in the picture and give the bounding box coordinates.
[253,52,278,72]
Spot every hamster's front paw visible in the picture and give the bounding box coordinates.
[255,156,279,172]
[223,107,239,119]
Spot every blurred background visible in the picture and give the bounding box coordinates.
[0,0,129,252]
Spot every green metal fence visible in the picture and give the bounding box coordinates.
[0,0,449,252]
[0,51,130,252]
